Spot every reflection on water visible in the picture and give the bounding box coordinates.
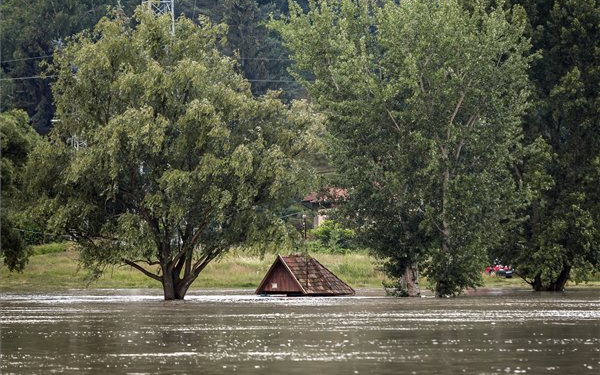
[1,289,599,374]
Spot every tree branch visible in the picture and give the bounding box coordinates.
[130,259,160,266]
[513,164,523,190]
[454,139,465,161]
[122,259,162,281]
[171,214,210,266]
[517,272,533,286]
[449,91,466,128]
[466,114,478,129]
[431,217,444,235]
[453,114,478,168]
[419,74,426,93]
[434,134,448,160]
[192,250,219,277]
[385,106,402,133]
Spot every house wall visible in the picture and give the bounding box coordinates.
[313,210,328,228]
[260,262,303,294]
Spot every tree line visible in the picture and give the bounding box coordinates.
[1,0,599,300]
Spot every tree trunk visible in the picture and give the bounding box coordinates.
[162,279,192,300]
[434,281,448,298]
[531,274,543,292]
[400,263,420,297]
[161,266,186,300]
[442,167,450,254]
[162,278,177,300]
[436,166,451,298]
[531,264,571,292]
[551,265,571,291]
[175,278,194,300]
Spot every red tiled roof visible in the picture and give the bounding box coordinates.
[302,188,348,204]
[279,255,355,296]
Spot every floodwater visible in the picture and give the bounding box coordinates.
[1,289,599,374]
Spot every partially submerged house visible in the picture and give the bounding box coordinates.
[256,255,355,296]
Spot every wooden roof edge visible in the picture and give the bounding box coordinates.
[279,254,308,295]
[255,255,308,295]
[255,255,282,294]
[310,257,356,295]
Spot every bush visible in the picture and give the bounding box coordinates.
[31,242,70,256]
[309,220,356,253]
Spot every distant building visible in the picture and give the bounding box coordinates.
[256,255,355,296]
[302,188,348,228]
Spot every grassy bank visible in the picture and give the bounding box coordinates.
[1,243,598,292]
[0,244,388,291]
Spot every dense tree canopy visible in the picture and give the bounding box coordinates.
[497,0,600,291]
[273,0,533,296]
[26,7,322,300]
[1,109,40,271]
[0,0,303,132]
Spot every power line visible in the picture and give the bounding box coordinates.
[238,57,293,62]
[0,52,293,65]
[246,79,296,83]
[12,227,72,240]
[0,74,56,82]
[1,54,52,64]
[0,74,296,84]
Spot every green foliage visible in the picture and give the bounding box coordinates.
[308,220,355,253]
[1,109,40,271]
[0,248,385,290]
[272,0,533,296]
[26,6,322,300]
[0,1,306,133]
[383,280,410,297]
[499,0,600,291]
[31,242,70,256]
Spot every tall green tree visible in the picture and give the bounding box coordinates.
[498,0,600,291]
[27,7,321,300]
[272,0,533,296]
[1,109,40,271]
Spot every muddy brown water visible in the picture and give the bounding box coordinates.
[1,288,599,374]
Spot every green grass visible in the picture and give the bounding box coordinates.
[31,242,71,256]
[0,247,388,291]
[479,272,600,288]
[2,246,598,292]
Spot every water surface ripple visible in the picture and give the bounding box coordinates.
[1,288,599,374]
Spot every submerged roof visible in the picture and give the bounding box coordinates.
[256,255,355,296]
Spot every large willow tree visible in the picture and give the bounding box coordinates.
[27,6,321,300]
[272,0,533,296]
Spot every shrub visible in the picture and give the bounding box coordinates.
[31,242,70,256]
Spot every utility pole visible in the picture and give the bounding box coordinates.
[144,0,175,35]
[302,214,308,289]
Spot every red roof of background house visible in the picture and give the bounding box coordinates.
[302,188,348,204]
